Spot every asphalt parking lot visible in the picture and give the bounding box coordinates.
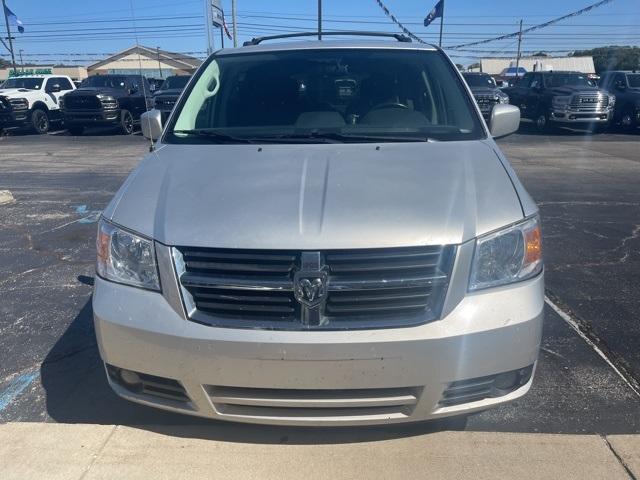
[0,126,639,437]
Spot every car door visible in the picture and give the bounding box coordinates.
[524,73,544,118]
[44,78,65,109]
[510,73,533,118]
[611,73,629,122]
[127,77,150,119]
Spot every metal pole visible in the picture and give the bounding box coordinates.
[156,46,163,78]
[438,0,445,48]
[1,0,17,72]
[317,0,322,40]
[19,48,23,72]
[220,25,224,48]
[204,0,212,55]
[231,0,237,47]
[515,19,523,80]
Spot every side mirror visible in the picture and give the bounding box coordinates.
[141,110,163,141]
[50,84,61,93]
[490,104,520,138]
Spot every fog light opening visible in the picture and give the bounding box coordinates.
[492,365,534,395]
[119,369,142,389]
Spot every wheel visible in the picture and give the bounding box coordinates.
[535,112,551,133]
[619,110,637,133]
[30,108,50,134]
[119,110,134,135]
[67,125,84,135]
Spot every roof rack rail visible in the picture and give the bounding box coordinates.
[243,31,412,47]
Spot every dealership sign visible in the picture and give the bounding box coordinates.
[211,0,224,27]
[8,68,53,77]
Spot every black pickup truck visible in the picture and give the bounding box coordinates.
[461,72,510,120]
[599,71,640,132]
[151,75,190,122]
[503,71,615,132]
[61,74,152,135]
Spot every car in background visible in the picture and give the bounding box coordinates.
[599,70,640,132]
[0,75,75,134]
[462,72,510,120]
[93,36,543,426]
[151,75,191,122]
[61,74,152,135]
[504,71,615,132]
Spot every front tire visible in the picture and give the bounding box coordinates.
[535,112,551,133]
[31,108,50,134]
[619,110,637,133]
[119,110,134,135]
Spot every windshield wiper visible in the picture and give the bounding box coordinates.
[262,132,433,143]
[172,129,255,144]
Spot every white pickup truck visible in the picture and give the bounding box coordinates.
[0,74,75,133]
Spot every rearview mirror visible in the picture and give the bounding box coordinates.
[141,110,163,141]
[490,104,520,138]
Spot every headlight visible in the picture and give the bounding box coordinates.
[98,95,118,109]
[96,218,160,291]
[552,96,571,109]
[608,95,616,108]
[9,97,29,110]
[469,216,542,291]
[497,93,509,104]
[59,97,65,109]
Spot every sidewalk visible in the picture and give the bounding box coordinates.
[1,423,638,479]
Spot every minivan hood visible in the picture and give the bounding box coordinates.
[106,140,524,249]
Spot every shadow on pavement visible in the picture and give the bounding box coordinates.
[40,296,467,445]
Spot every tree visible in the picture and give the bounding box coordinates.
[0,57,10,68]
[572,46,640,73]
[455,63,464,71]
[532,51,548,57]
[468,62,480,71]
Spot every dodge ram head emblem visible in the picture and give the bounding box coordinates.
[293,270,328,307]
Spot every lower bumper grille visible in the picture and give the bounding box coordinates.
[106,364,190,403]
[175,245,455,330]
[208,385,421,421]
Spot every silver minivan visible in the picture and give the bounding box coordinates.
[94,36,543,426]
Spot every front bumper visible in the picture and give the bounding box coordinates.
[63,109,120,126]
[94,260,544,425]
[550,108,612,124]
[0,109,29,127]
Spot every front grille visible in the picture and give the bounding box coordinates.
[208,385,421,421]
[569,93,609,112]
[175,245,455,330]
[474,93,498,111]
[64,95,102,110]
[154,96,177,111]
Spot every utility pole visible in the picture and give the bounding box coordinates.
[317,0,322,40]
[438,0,445,48]
[204,0,212,55]
[19,48,23,72]
[515,19,523,80]
[156,46,163,78]
[1,0,17,72]
[231,0,237,47]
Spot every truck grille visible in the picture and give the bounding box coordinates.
[64,95,102,110]
[174,245,455,330]
[154,96,177,111]
[569,93,609,112]
[474,93,498,112]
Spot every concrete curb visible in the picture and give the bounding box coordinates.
[0,423,638,479]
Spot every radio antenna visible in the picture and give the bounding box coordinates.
[128,0,155,152]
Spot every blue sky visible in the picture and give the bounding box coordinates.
[2,0,639,66]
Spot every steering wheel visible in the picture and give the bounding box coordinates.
[370,102,409,111]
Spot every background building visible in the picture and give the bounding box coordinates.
[86,45,202,78]
[470,56,596,75]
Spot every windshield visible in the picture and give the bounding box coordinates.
[167,49,484,143]
[546,74,596,88]
[1,78,44,90]
[627,74,640,88]
[160,76,190,90]
[462,74,496,88]
[81,76,128,89]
